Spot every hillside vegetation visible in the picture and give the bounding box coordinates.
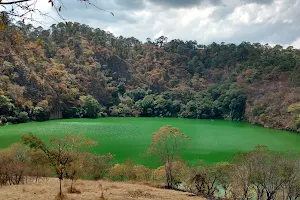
[0,19,300,131]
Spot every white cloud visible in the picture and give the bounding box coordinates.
[22,0,300,47]
[291,38,300,49]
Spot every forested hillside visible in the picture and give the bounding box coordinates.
[0,20,300,132]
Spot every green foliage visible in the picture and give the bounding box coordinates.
[33,107,50,122]
[62,106,80,119]
[79,95,100,118]
[117,82,126,95]
[181,84,246,120]
[290,67,300,87]
[0,95,15,116]
[109,103,132,117]
[0,116,7,124]
[6,116,17,124]
[135,95,155,117]
[16,112,29,123]
[187,56,204,75]
[134,94,182,117]
[126,88,149,102]
[288,103,300,129]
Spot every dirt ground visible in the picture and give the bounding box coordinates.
[0,178,205,200]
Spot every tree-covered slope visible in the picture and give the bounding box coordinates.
[0,21,299,132]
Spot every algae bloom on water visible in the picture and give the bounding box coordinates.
[0,117,299,168]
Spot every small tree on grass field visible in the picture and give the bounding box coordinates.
[147,125,190,188]
[22,133,97,198]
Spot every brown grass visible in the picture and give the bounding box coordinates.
[54,193,67,200]
[67,186,81,194]
[127,189,156,198]
[0,178,205,200]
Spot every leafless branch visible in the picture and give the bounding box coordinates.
[0,0,31,5]
[0,0,114,24]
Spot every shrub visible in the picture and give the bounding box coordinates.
[28,150,52,181]
[98,111,108,118]
[152,162,189,187]
[132,165,152,181]
[117,82,126,95]
[62,107,79,118]
[0,116,7,124]
[33,107,50,121]
[6,116,17,124]
[79,95,100,118]
[0,143,30,186]
[85,153,114,180]
[108,160,152,181]
[109,103,132,117]
[108,164,129,181]
[0,95,15,116]
[16,112,29,123]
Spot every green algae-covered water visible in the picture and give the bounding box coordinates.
[0,118,299,167]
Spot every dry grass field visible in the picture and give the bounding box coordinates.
[0,178,206,200]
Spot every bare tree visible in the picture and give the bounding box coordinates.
[147,125,190,188]
[282,154,300,200]
[22,133,97,198]
[230,146,300,200]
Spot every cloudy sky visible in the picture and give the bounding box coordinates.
[36,0,300,47]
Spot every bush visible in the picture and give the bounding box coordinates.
[79,95,100,118]
[126,88,150,102]
[109,103,132,117]
[0,143,30,186]
[108,159,151,181]
[152,162,190,187]
[0,95,15,116]
[0,116,7,124]
[33,107,50,121]
[62,107,79,118]
[83,153,114,180]
[118,82,126,95]
[132,165,152,181]
[108,164,128,181]
[98,111,108,118]
[16,112,29,123]
[6,116,17,124]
